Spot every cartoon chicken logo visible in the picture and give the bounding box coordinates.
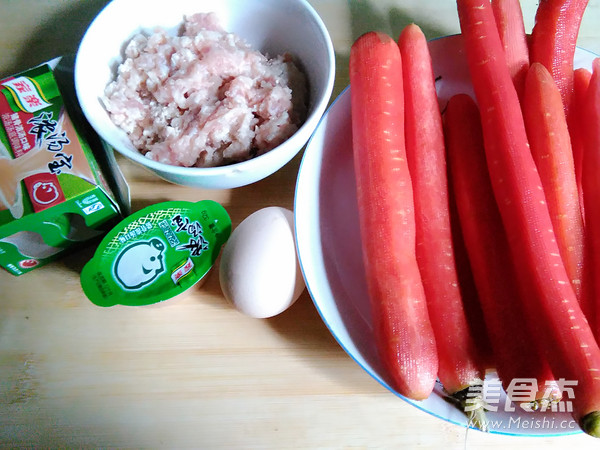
[113,238,166,290]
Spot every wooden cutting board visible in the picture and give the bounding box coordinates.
[2,1,600,447]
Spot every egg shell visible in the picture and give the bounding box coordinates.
[219,207,305,318]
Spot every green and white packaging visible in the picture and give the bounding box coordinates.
[0,58,128,276]
[81,200,231,307]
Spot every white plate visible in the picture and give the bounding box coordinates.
[294,35,597,436]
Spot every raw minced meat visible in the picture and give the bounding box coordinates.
[103,13,308,168]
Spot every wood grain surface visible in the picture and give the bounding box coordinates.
[1,1,600,448]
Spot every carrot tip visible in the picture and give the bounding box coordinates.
[581,411,600,438]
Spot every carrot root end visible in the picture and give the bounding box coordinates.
[580,411,600,438]
[446,383,489,432]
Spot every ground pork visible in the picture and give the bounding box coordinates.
[104,13,308,168]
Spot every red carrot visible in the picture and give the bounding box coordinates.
[349,31,438,401]
[457,0,600,436]
[491,0,529,99]
[522,62,585,302]
[530,0,590,112]
[571,68,594,326]
[570,67,593,216]
[445,93,558,406]
[582,58,600,343]
[448,193,495,371]
[398,24,483,397]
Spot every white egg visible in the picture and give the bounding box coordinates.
[219,207,306,318]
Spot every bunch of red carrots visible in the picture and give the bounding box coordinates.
[349,0,600,437]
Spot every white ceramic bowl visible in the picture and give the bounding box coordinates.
[74,0,335,189]
[295,35,598,436]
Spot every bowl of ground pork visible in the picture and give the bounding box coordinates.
[74,0,335,189]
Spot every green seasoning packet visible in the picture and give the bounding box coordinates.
[81,200,231,307]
